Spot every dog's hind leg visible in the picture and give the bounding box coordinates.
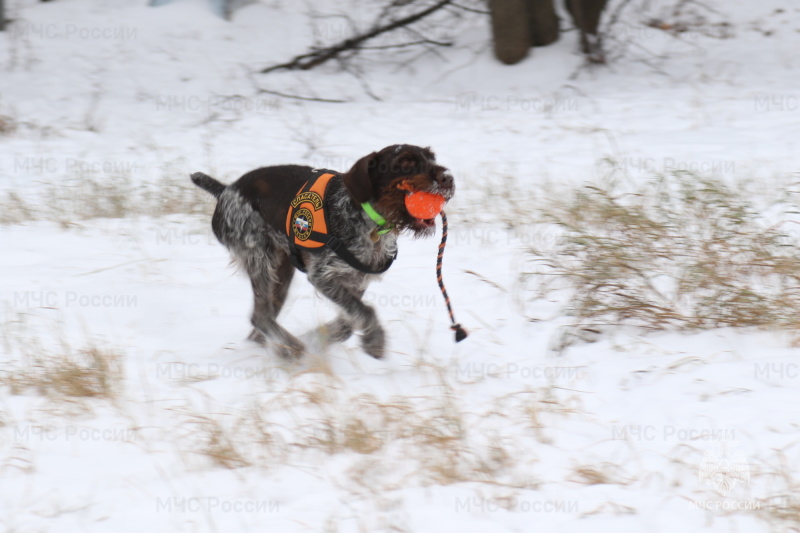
[210,188,303,359]
[247,256,305,360]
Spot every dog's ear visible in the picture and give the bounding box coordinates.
[342,152,377,204]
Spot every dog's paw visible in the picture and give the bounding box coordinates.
[276,339,306,361]
[247,328,266,345]
[361,325,385,359]
[318,317,354,345]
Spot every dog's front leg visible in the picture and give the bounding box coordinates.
[318,315,355,345]
[308,271,384,359]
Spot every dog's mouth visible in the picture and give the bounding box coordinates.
[372,175,454,236]
[399,184,446,230]
[400,199,444,237]
[411,216,437,229]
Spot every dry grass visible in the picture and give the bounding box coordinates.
[516,386,581,445]
[171,369,569,490]
[0,172,214,226]
[471,173,540,228]
[443,171,542,229]
[1,443,36,476]
[761,494,800,526]
[176,400,290,470]
[527,172,800,333]
[569,462,633,486]
[286,379,478,483]
[0,113,17,135]
[3,345,124,401]
[1,315,124,405]
[182,413,252,469]
[748,453,800,530]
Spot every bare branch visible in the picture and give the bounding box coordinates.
[261,0,454,74]
[254,88,347,104]
[243,69,349,103]
[359,38,453,50]
[449,2,490,14]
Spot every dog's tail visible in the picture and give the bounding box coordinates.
[191,172,226,199]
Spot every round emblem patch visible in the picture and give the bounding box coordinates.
[293,208,314,241]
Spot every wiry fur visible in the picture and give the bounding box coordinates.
[192,144,454,360]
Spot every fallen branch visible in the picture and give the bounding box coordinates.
[254,87,347,103]
[261,0,455,74]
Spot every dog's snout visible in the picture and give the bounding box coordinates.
[436,172,454,188]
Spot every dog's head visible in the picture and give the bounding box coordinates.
[342,144,455,236]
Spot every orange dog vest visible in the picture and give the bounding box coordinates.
[284,170,396,275]
[285,172,336,250]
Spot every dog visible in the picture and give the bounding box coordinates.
[191,144,455,360]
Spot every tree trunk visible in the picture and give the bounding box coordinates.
[489,0,531,65]
[526,0,559,47]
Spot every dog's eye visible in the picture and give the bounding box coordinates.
[400,157,415,166]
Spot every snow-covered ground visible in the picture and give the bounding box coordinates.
[1,0,800,531]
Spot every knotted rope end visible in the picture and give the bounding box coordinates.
[451,323,468,343]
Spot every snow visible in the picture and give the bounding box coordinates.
[2,0,800,531]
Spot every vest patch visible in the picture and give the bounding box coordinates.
[285,172,336,250]
[291,191,323,210]
[292,208,314,241]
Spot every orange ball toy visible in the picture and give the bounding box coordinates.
[405,191,446,219]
